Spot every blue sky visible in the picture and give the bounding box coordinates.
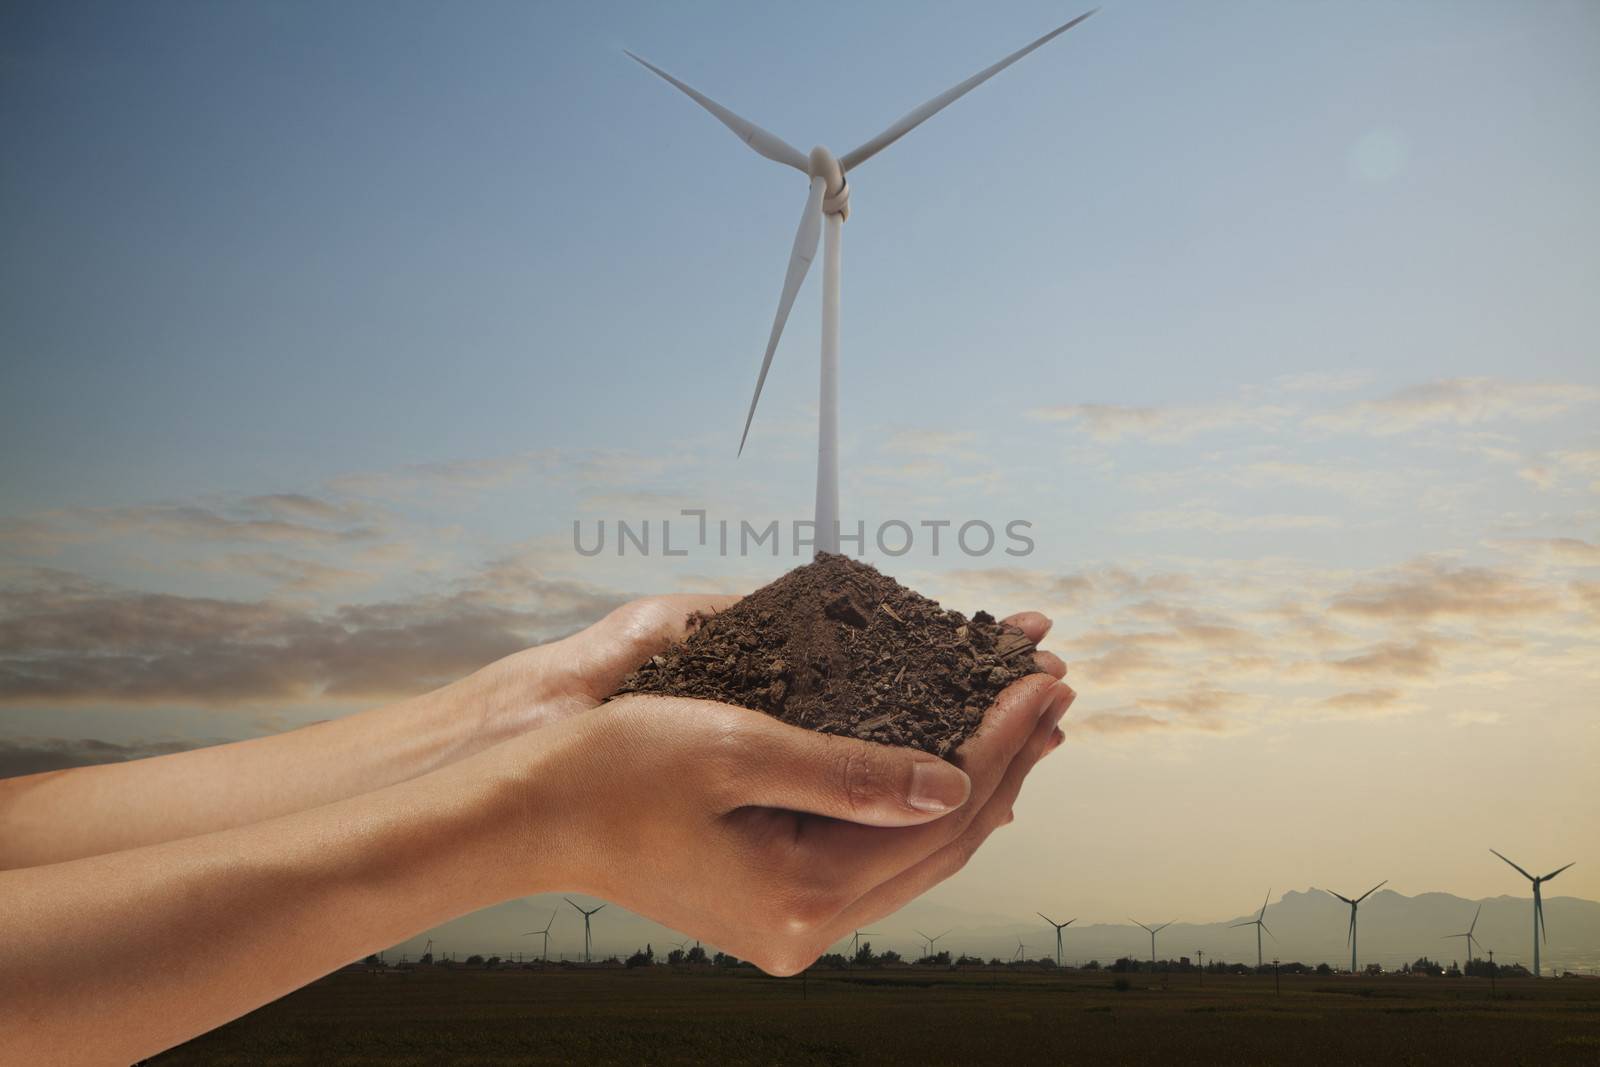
[2,1,1597,943]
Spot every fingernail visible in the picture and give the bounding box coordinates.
[908,760,971,814]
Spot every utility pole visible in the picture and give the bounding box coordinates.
[1196,950,1204,987]
[1273,959,1281,996]
[1488,950,1496,1000]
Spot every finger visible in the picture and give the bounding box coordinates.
[815,684,1071,944]
[1001,611,1052,643]
[1032,649,1067,679]
[791,677,1071,889]
[720,713,973,828]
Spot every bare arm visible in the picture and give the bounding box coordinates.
[0,596,734,869]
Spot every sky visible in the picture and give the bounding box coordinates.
[2,0,1598,958]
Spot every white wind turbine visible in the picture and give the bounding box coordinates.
[1491,849,1575,978]
[1320,880,1386,974]
[626,11,1098,554]
[1229,889,1275,970]
[1442,902,1482,969]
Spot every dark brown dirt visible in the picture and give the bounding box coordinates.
[614,553,1038,757]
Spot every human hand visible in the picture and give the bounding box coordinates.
[492,614,1073,975]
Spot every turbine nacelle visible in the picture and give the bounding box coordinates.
[807,145,850,219]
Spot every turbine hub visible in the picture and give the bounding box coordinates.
[809,145,849,220]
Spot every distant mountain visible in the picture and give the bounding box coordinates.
[384,888,1600,974]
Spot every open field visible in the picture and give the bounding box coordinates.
[151,966,1600,1065]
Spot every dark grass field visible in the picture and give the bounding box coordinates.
[152,966,1600,1066]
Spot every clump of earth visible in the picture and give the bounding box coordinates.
[615,553,1039,757]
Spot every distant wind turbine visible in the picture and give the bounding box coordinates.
[521,909,557,962]
[913,929,951,958]
[1131,919,1172,967]
[848,930,879,960]
[565,897,606,964]
[1037,913,1076,970]
[1319,881,1386,974]
[626,11,1098,554]
[1491,849,1575,978]
[1229,889,1275,970]
[1442,902,1482,968]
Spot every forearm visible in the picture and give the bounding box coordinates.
[1,745,541,1066]
[0,650,556,868]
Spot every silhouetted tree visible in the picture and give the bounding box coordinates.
[667,948,685,966]
[1315,962,1333,976]
[626,948,652,968]
[465,954,485,966]
[877,949,901,964]
[914,950,952,967]
[685,945,709,965]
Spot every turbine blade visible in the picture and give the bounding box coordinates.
[1356,880,1387,903]
[1064,919,1076,927]
[1469,903,1481,935]
[1490,848,1535,882]
[1038,912,1055,925]
[1261,922,1275,940]
[1542,861,1575,882]
[1537,897,1547,943]
[623,51,809,172]
[837,10,1098,172]
[1327,890,1355,905]
[1260,889,1271,920]
[1131,918,1151,933]
[1229,921,1253,929]
[737,176,826,455]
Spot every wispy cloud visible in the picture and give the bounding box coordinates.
[1026,401,1287,443]
[1313,379,1599,436]
[1330,561,1561,621]
[1129,503,1338,534]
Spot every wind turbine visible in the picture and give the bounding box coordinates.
[1013,940,1027,963]
[848,930,879,960]
[1320,881,1386,974]
[521,909,557,962]
[913,928,951,959]
[1131,919,1172,968]
[1229,889,1275,969]
[1037,912,1076,969]
[626,11,1098,554]
[565,897,606,964]
[1442,902,1482,968]
[1491,849,1575,977]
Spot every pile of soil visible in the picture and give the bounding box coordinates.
[615,553,1038,757]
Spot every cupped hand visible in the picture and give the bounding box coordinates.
[505,617,1073,975]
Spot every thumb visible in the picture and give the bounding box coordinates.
[731,718,973,827]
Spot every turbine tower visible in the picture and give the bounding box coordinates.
[1229,889,1275,969]
[1491,849,1575,977]
[1130,919,1172,967]
[848,930,879,960]
[1320,881,1386,974]
[913,928,951,959]
[626,11,1098,554]
[1442,902,1483,968]
[521,909,558,962]
[565,897,606,964]
[1037,912,1076,969]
